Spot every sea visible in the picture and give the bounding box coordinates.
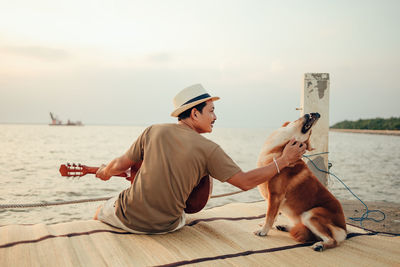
[0,124,399,225]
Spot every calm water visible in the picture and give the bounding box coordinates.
[0,124,399,225]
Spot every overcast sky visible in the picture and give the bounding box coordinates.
[1,0,399,128]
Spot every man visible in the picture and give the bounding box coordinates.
[94,84,306,234]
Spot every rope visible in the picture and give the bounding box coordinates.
[303,152,386,227]
[211,190,244,198]
[0,192,246,209]
[0,197,112,209]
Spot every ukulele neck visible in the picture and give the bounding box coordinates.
[85,166,99,174]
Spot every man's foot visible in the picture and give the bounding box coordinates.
[93,206,102,220]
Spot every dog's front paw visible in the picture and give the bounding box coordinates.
[254,229,269,237]
[312,242,324,252]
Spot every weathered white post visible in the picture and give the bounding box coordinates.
[300,73,330,186]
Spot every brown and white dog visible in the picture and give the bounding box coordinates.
[255,113,347,251]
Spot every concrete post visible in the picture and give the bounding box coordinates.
[300,73,330,186]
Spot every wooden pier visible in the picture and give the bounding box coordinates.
[1,202,399,266]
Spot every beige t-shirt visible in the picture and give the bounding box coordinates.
[115,123,241,233]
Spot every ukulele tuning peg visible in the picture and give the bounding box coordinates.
[67,163,71,166]
[72,163,77,167]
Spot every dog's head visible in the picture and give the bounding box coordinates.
[257,113,320,166]
[279,112,320,145]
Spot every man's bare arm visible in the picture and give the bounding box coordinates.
[227,138,306,190]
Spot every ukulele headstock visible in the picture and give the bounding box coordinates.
[59,163,88,177]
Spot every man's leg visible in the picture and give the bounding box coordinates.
[95,196,186,234]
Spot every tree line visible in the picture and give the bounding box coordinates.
[331,117,400,130]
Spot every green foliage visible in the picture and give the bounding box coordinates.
[331,117,400,130]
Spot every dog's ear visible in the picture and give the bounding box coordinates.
[281,121,290,127]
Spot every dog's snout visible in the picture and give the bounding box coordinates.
[311,112,321,119]
[301,113,320,134]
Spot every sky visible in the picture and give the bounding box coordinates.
[0,0,399,128]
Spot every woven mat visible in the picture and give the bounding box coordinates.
[1,202,399,266]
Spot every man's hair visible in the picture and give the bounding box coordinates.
[178,101,207,121]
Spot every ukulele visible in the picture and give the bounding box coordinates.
[59,163,212,213]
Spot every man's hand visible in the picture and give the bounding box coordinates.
[96,164,112,181]
[95,155,136,182]
[280,138,307,167]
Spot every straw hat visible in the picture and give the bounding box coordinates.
[171,84,220,117]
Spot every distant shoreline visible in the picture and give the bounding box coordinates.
[330,128,400,136]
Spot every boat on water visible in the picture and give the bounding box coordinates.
[49,112,83,126]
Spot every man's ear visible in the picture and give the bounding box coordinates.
[281,121,290,127]
[190,108,198,119]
